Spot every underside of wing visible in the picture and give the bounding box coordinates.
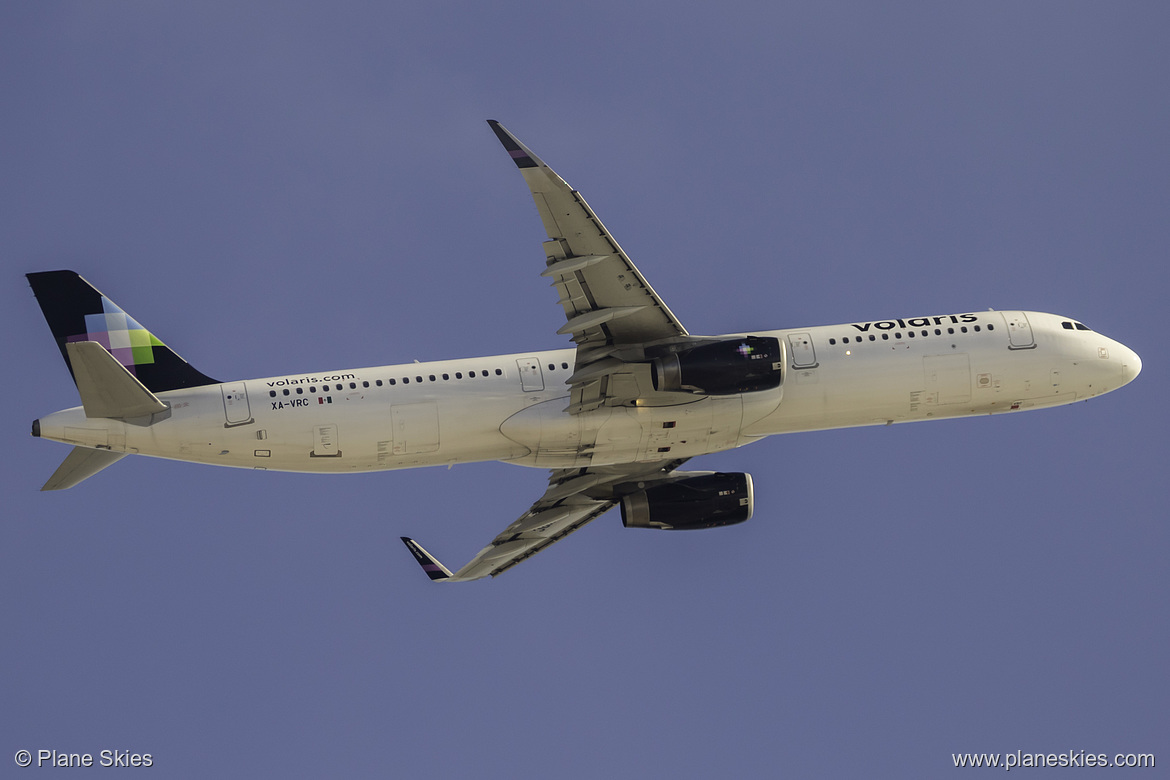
[401,459,689,582]
[489,120,690,413]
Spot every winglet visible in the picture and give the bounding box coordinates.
[400,537,454,582]
[487,120,547,169]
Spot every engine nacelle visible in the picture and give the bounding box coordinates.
[650,336,782,395]
[620,473,754,530]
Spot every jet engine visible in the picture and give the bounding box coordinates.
[650,336,782,395]
[620,473,754,530]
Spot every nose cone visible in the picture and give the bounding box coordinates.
[1120,345,1142,385]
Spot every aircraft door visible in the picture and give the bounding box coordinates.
[221,383,254,427]
[1002,312,1036,350]
[788,333,818,369]
[516,358,544,391]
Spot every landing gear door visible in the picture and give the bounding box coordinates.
[221,383,253,427]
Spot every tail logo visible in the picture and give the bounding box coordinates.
[65,297,165,377]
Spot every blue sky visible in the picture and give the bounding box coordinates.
[2,3,1166,776]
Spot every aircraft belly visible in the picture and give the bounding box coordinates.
[502,395,751,469]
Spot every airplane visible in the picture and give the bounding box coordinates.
[27,120,1142,582]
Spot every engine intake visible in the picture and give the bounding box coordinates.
[651,336,782,395]
[621,473,754,530]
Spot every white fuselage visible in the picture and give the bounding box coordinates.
[34,310,1141,474]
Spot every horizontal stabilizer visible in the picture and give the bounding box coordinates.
[41,446,127,491]
[67,341,168,419]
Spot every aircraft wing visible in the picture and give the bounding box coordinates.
[401,459,688,582]
[489,120,689,413]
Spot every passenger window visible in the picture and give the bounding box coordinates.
[869,335,876,341]
[269,390,276,398]
[429,375,436,382]
[830,338,837,345]
[376,380,382,387]
[363,381,369,388]
[282,389,290,396]
[455,372,463,379]
[310,386,317,393]
[388,379,396,385]
[961,327,968,333]
[403,378,410,384]
[496,369,502,375]
[561,362,569,369]
[296,387,303,394]
[882,333,889,340]
[987,324,995,331]
[947,328,954,334]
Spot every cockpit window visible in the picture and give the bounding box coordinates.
[1075,322,1091,331]
[1062,321,1092,331]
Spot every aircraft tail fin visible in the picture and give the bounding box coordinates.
[26,270,218,394]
